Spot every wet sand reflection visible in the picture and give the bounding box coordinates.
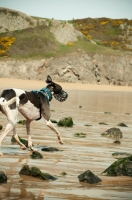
[0,80,132,199]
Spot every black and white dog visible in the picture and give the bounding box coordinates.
[0,75,68,155]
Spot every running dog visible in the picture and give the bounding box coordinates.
[0,75,68,154]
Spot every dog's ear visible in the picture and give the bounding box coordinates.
[46,75,52,84]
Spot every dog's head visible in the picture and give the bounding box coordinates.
[46,75,68,102]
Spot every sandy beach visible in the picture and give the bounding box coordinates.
[0,78,132,91]
[0,78,132,200]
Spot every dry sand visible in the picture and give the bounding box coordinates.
[0,78,132,91]
[0,78,132,200]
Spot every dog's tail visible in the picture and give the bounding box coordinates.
[0,97,19,107]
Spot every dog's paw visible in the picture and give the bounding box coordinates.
[20,145,27,150]
[30,147,37,152]
[0,152,3,156]
[59,140,64,145]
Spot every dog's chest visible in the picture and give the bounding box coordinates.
[18,100,40,120]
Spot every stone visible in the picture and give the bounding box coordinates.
[117,123,128,127]
[85,124,93,127]
[19,165,57,180]
[50,119,58,123]
[61,172,67,176]
[112,152,132,159]
[104,112,111,114]
[57,117,73,127]
[99,122,108,125]
[101,127,123,138]
[17,120,26,125]
[18,136,28,147]
[78,170,102,184]
[30,151,43,159]
[102,156,132,176]
[113,140,121,144]
[11,136,28,147]
[41,147,60,152]
[0,171,7,183]
[0,125,2,130]
[74,133,86,138]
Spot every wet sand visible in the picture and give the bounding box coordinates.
[0,78,132,200]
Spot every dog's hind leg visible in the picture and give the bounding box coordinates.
[0,110,17,146]
[26,119,35,151]
[12,128,26,150]
[45,120,63,145]
[0,113,16,155]
[0,122,14,156]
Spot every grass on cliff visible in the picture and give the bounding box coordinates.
[0,24,123,60]
[0,25,59,59]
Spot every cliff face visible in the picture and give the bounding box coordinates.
[0,52,132,86]
[0,7,37,33]
[0,7,132,86]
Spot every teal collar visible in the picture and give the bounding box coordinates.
[32,87,52,105]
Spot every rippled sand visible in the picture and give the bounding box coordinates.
[0,78,132,200]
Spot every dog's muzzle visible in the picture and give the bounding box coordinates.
[53,90,68,102]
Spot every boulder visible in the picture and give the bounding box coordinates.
[0,171,7,183]
[78,170,102,184]
[19,165,57,180]
[102,156,132,176]
[101,127,123,138]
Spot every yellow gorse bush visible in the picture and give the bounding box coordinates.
[87,35,92,39]
[0,36,16,57]
[111,20,124,27]
[67,42,75,46]
[100,21,108,26]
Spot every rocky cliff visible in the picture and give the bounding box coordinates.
[0,7,132,86]
[0,52,132,86]
[0,7,36,33]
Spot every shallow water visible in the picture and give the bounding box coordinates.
[0,88,132,200]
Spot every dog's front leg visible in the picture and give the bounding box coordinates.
[45,120,63,144]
